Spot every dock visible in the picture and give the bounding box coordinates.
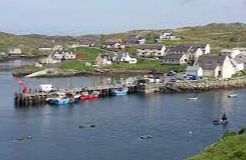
[14,84,138,107]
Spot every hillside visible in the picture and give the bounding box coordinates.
[188,131,246,160]
[97,23,246,52]
[0,23,245,54]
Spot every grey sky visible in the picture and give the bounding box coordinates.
[0,0,245,35]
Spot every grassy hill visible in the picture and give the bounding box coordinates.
[1,23,245,55]
[96,23,246,52]
[188,131,246,160]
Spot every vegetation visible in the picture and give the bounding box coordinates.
[144,32,159,44]
[232,70,246,78]
[162,39,185,46]
[72,47,103,61]
[188,129,246,160]
[107,60,186,73]
[59,60,94,72]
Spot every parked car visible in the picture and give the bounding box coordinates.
[185,75,196,80]
[165,70,176,76]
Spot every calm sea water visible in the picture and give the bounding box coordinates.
[1,61,246,160]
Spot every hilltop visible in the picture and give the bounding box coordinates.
[0,23,246,55]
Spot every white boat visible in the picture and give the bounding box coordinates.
[187,97,198,100]
[228,94,238,98]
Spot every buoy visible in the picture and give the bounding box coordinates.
[189,131,192,134]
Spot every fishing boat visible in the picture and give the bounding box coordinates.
[213,119,229,125]
[80,91,99,100]
[187,97,198,100]
[47,97,71,105]
[228,94,238,98]
[111,87,129,96]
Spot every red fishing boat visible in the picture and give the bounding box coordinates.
[80,91,99,100]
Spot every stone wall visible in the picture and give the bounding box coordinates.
[175,77,246,92]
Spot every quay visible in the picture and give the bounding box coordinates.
[14,84,139,106]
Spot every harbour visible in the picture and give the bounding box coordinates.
[1,70,246,160]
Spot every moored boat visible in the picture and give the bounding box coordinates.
[111,87,128,96]
[47,97,71,105]
[228,94,238,98]
[213,119,229,125]
[187,97,198,100]
[80,91,99,100]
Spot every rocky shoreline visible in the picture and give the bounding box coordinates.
[175,77,246,92]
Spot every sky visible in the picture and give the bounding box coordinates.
[0,0,245,35]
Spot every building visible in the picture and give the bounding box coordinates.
[112,52,137,64]
[39,55,61,64]
[38,45,52,51]
[162,44,210,65]
[53,45,63,51]
[95,53,112,66]
[128,35,146,44]
[103,39,125,49]
[159,32,181,40]
[7,48,22,56]
[136,45,166,58]
[185,66,203,79]
[162,53,189,65]
[68,44,81,49]
[196,55,235,79]
[235,54,246,69]
[53,50,76,60]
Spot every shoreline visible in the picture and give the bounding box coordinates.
[0,55,46,62]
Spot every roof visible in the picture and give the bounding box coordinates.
[114,52,129,60]
[235,54,246,63]
[128,35,144,43]
[165,45,192,53]
[196,54,227,70]
[137,45,163,50]
[163,53,185,60]
[186,65,201,71]
[104,39,123,45]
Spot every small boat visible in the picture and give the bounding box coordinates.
[228,94,238,98]
[213,119,229,125]
[47,97,70,105]
[187,97,198,100]
[111,87,128,96]
[80,91,99,100]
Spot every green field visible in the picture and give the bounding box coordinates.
[72,47,103,61]
[107,60,186,73]
[59,60,94,72]
[189,131,246,160]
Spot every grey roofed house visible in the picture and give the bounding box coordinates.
[113,52,128,61]
[196,54,227,70]
[128,35,144,43]
[104,39,123,46]
[235,54,246,64]
[137,44,163,50]
[163,53,184,60]
[165,45,192,53]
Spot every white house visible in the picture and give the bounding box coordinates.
[95,53,112,66]
[113,52,137,64]
[221,48,241,58]
[235,54,246,69]
[53,45,63,51]
[38,45,52,51]
[7,48,22,55]
[160,32,181,40]
[196,55,235,79]
[136,45,166,58]
[103,39,125,50]
[185,66,203,79]
[39,55,61,64]
[53,50,76,60]
[128,35,146,44]
[68,44,81,49]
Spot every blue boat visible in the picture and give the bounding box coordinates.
[111,87,129,96]
[47,97,71,105]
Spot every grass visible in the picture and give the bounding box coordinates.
[232,70,246,78]
[188,131,246,160]
[162,39,185,46]
[107,60,186,73]
[59,60,94,72]
[72,47,102,61]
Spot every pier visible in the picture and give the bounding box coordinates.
[14,84,138,107]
